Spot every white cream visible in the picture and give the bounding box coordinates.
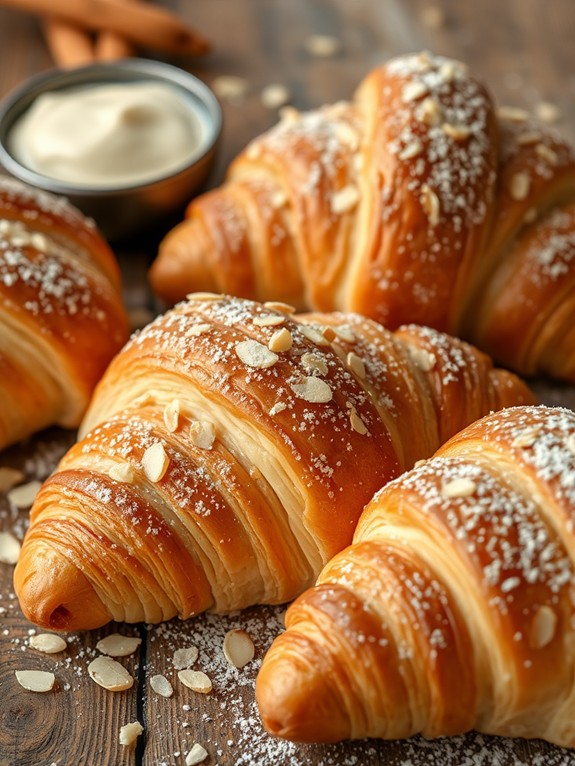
[9,81,204,188]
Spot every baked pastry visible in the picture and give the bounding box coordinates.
[14,294,534,630]
[0,176,129,450]
[256,405,575,748]
[151,52,575,381]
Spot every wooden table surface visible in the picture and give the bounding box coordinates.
[1,1,575,765]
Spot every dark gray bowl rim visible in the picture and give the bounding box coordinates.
[0,58,222,197]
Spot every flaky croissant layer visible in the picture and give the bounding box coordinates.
[256,405,575,748]
[152,52,575,381]
[14,294,534,631]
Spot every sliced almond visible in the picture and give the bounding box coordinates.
[150,674,174,698]
[163,399,181,433]
[88,656,134,691]
[301,352,328,376]
[420,184,441,226]
[178,669,212,694]
[349,407,368,435]
[331,185,359,214]
[517,131,542,146]
[509,171,531,201]
[346,352,366,379]
[566,434,575,454]
[15,670,55,693]
[7,480,42,509]
[173,646,199,670]
[442,123,470,141]
[418,97,442,127]
[96,633,142,658]
[269,402,287,416]
[29,633,67,654]
[398,139,424,161]
[278,105,300,124]
[299,325,331,346]
[142,442,170,483]
[270,190,288,208]
[261,84,291,110]
[290,376,333,403]
[333,326,356,343]
[108,463,135,484]
[119,721,143,748]
[0,532,21,564]
[305,34,340,57]
[0,467,25,493]
[211,76,249,103]
[409,347,437,372]
[333,121,359,149]
[185,323,211,337]
[512,427,541,448]
[189,421,216,450]
[253,314,285,327]
[263,301,296,314]
[186,743,209,766]
[268,328,293,353]
[535,143,558,165]
[442,477,477,498]
[535,101,561,124]
[497,105,529,123]
[186,292,223,302]
[414,459,427,468]
[235,339,279,368]
[223,629,255,669]
[402,80,429,103]
[529,605,557,649]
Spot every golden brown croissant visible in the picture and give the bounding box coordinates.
[256,404,575,748]
[0,176,130,450]
[13,294,534,630]
[151,52,575,381]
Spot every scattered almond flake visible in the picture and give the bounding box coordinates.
[402,80,429,103]
[535,100,561,124]
[517,131,542,146]
[268,327,293,352]
[263,300,296,314]
[261,84,291,110]
[442,123,470,141]
[142,442,170,483]
[211,76,249,104]
[497,105,529,122]
[185,743,209,766]
[330,185,359,214]
[420,183,441,226]
[530,605,557,649]
[304,34,340,57]
[96,633,142,658]
[509,171,531,201]
[535,143,558,165]
[442,477,477,498]
[398,138,423,160]
[299,325,330,346]
[163,399,181,433]
[128,306,154,331]
[349,407,368,436]
[332,326,355,343]
[0,467,25,492]
[414,459,427,468]
[29,633,67,654]
[189,421,216,450]
[88,656,134,691]
[512,427,542,448]
[301,352,328,376]
[269,402,287,416]
[253,314,284,327]
[150,674,174,698]
[420,4,445,28]
[223,629,255,669]
[108,463,135,484]
[418,97,442,126]
[173,646,199,670]
[235,339,279,369]
[440,60,464,81]
[409,346,437,372]
[7,480,42,509]
[178,669,212,694]
[567,434,575,454]
[0,532,21,564]
[346,351,366,379]
[15,670,55,693]
[278,105,300,123]
[186,292,223,302]
[119,721,143,748]
[185,323,211,337]
[289,376,332,403]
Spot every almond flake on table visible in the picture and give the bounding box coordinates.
[0,467,25,492]
[186,743,209,765]
[29,633,67,654]
[15,669,55,692]
[150,674,174,698]
[223,629,255,669]
[178,669,212,693]
[7,480,42,509]
[119,720,144,748]
[88,656,134,691]
[173,645,199,669]
[535,100,561,123]
[305,34,340,57]
[96,633,142,657]
[212,75,249,104]
[261,84,291,109]
[0,532,21,564]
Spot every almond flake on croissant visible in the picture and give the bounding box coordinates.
[14,294,534,631]
[256,405,575,748]
[0,177,129,450]
[151,52,575,381]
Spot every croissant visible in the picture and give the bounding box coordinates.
[13,294,534,631]
[256,404,575,748]
[150,52,575,382]
[0,176,129,450]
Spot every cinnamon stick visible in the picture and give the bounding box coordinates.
[0,0,211,56]
[42,19,95,67]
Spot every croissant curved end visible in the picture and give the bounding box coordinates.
[256,636,350,743]
[14,544,111,631]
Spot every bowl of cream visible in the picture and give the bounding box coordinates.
[0,59,221,240]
